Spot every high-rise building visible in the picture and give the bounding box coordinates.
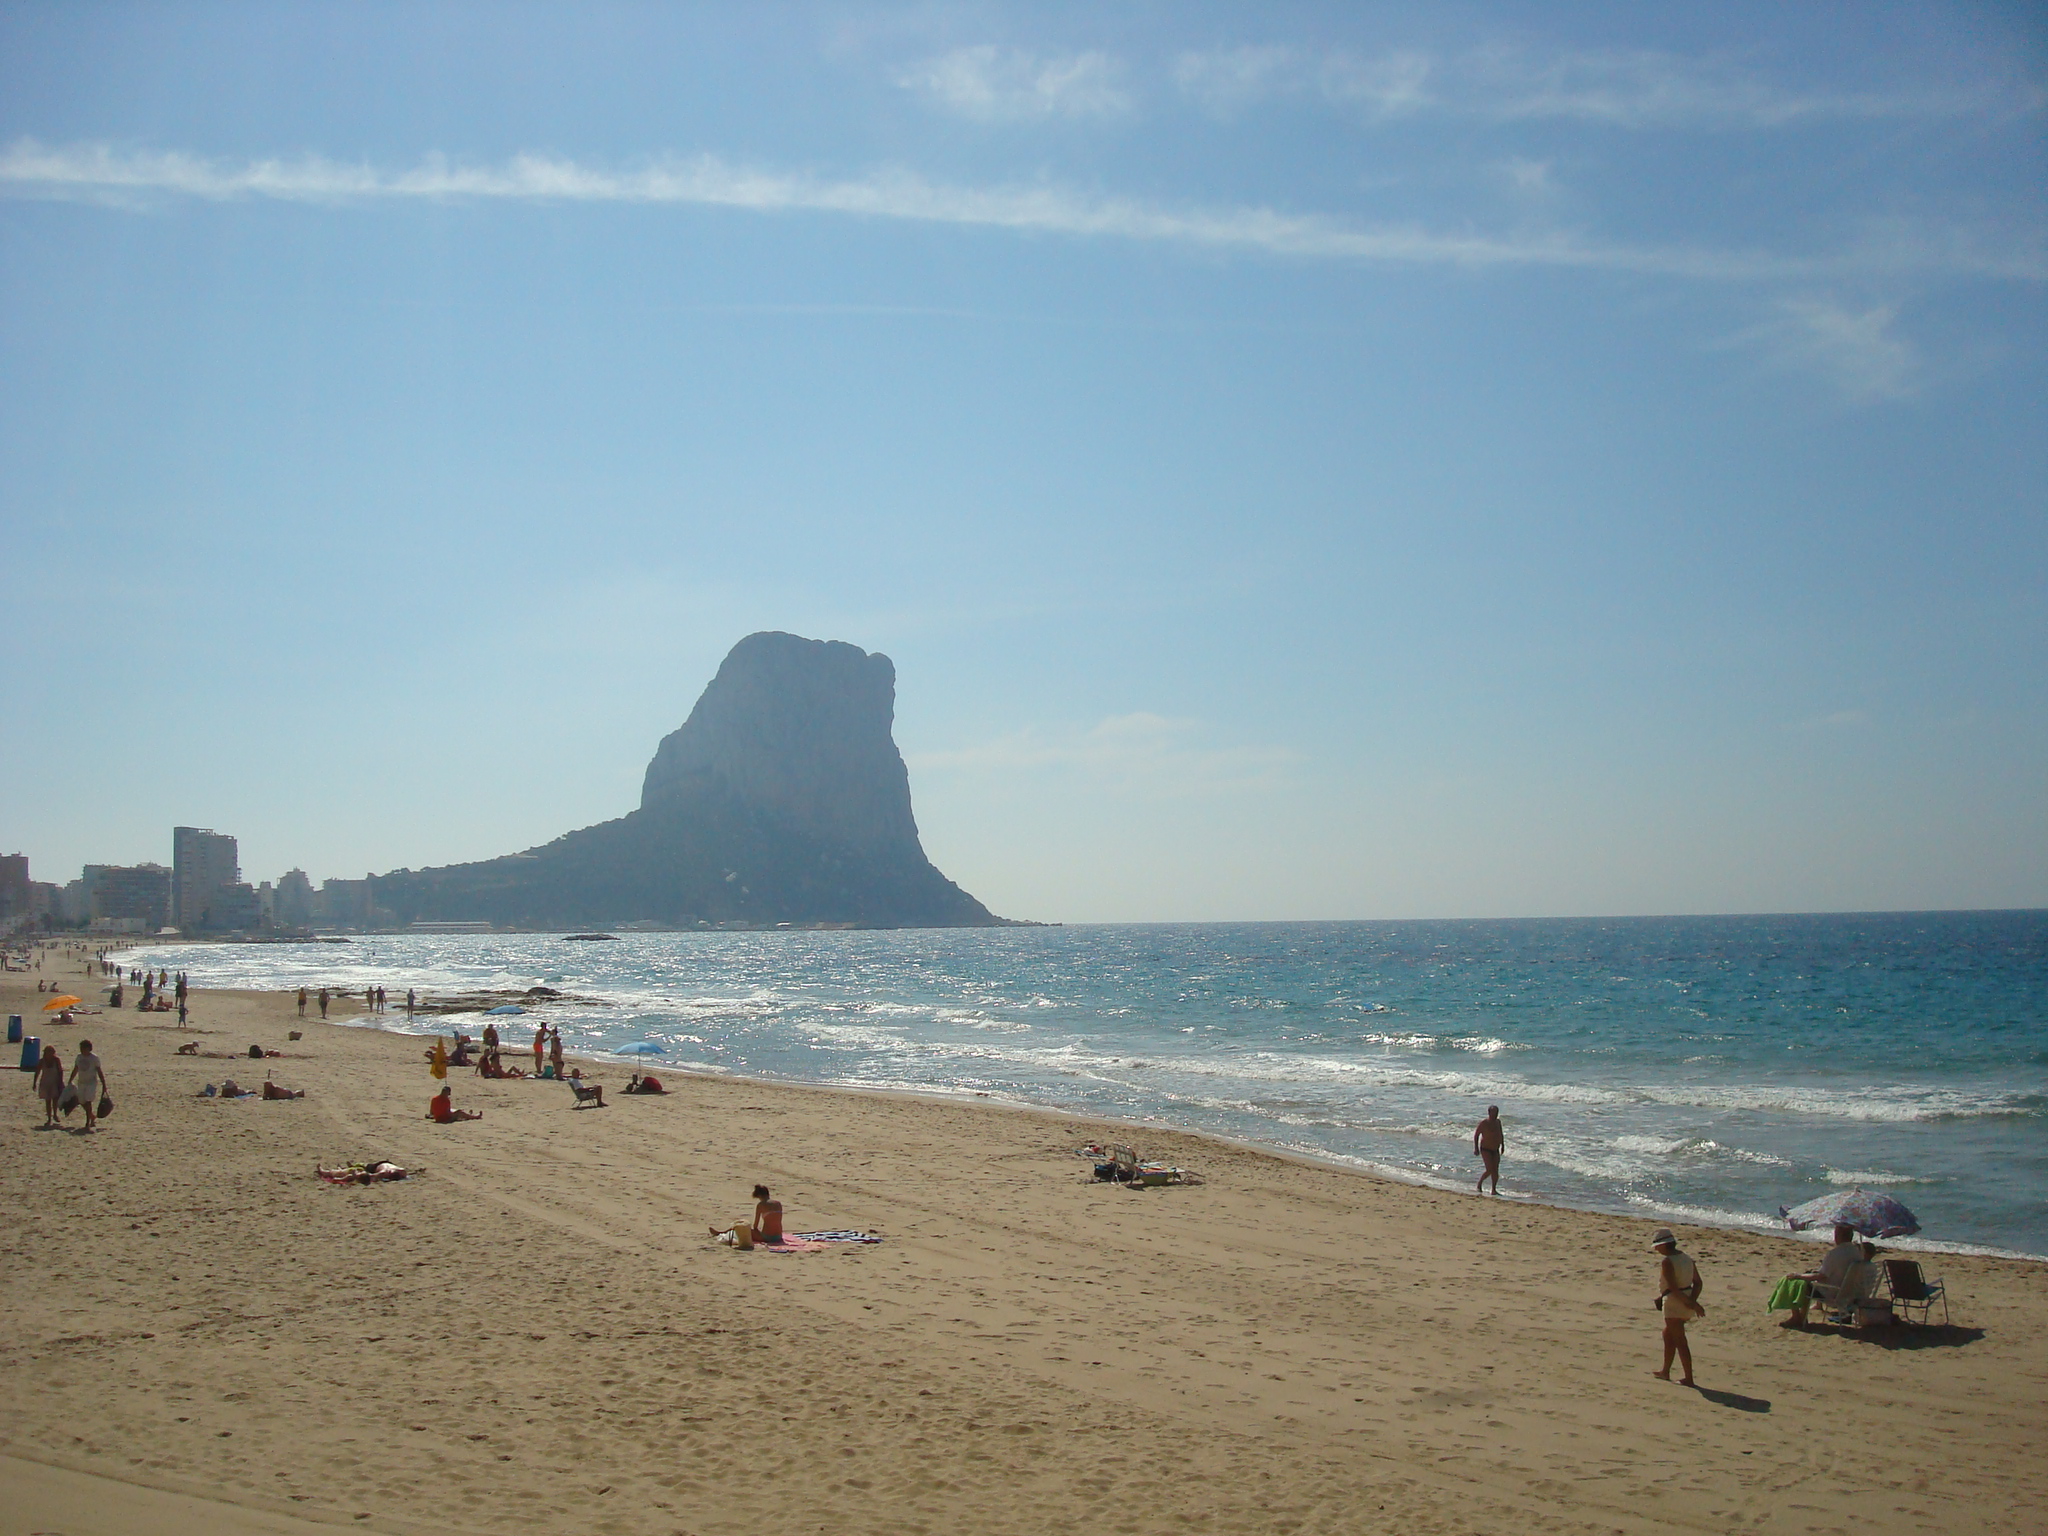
[92,863,172,931]
[0,854,30,924]
[172,827,240,931]
[275,868,315,929]
[318,877,373,928]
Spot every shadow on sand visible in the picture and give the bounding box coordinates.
[1691,1386,1770,1412]
[1848,1323,1983,1351]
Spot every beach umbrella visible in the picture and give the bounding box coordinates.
[42,995,81,1011]
[1781,1189,1920,1239]
[615,1041,665,1055]
[485,1004,525,1016]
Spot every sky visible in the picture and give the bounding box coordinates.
[1,1,2043,923]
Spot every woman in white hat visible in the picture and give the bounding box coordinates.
[1650,1228,1703,1385]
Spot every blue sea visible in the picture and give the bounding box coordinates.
[120,911,2048,1259]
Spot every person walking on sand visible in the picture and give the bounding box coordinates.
[318,987,330,1019]
[68,1039,107,1132]
[406,987,416,1017]
[34,1043,65,1127]
[1473,1105,1505,1195]
[297,987,308,1017]
[1650,1228,1703,1386]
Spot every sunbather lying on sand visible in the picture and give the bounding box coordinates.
[319,1161,410,1184]
[261,1082,304,1100]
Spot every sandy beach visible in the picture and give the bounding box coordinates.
[3,945,2044,1536]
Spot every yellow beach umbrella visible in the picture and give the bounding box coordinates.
[42,995,81,1011]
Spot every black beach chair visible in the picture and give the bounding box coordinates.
[1881,1259,1948,1325]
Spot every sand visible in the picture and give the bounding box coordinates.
[3,941,2045,1536]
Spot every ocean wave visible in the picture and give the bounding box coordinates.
[1622,1192,1787,1233]
[1359,1031,1526,1055]
[1823,1169,1948,1186]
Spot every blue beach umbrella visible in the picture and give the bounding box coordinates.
[615,1041,666,1055]
[484,1004,526,1016]
[1780,1190,1920,1239]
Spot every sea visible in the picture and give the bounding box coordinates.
[116,910,2048,1260]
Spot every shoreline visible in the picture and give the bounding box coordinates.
[302,997,2048,1268]
[100,921,2045,1264]
[7,953,2047,1535]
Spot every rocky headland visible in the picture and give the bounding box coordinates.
[369,632,1004,930]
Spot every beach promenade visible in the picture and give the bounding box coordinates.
[2,967,2043,1536]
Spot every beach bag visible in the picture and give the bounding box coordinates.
[57,1085,80,1114]
[96,1093,113,1118]
[248,1044,265,1059]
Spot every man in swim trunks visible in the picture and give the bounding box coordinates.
[1473,1105,1505,1195]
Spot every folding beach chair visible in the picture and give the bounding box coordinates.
[1812,1259,1881,1325]
[1881,1259,1948,1326]
[567,1078,605,1109]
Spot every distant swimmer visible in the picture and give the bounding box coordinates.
[1473,1105,1505,1195]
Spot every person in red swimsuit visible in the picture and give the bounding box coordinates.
[427,1086,481,1123]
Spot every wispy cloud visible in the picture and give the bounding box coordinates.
[1730,297,1920,400]
[910,713,1297,793]
[1319,50,1438,119]
[1172,44,1300,118]
[7,139,2038,286]
[897,46,1130,122]
[1173,43,2036,129]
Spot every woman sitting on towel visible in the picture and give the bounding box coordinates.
[624,1072,665,1094]
[708,1186,784,1247]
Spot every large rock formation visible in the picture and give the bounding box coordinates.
[371,633,1001,929]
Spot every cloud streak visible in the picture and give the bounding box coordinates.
[1174,43,2040,129]
[897,46,1131,122]
[2,140,2040,284]
[1727,297,1920,400]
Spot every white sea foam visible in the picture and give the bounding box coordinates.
[1823,1169,1947,1186]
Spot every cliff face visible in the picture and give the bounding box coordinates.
[372,633,999,929]
[640,634,919,853]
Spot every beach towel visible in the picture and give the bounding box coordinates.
[791,1230,884,1244]
[1767,1276,1811,1312]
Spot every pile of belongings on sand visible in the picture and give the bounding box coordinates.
[1079,1142,1204,1188]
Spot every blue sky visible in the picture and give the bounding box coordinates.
[2,2,2042,922]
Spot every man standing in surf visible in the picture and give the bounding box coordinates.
[1473,1105,1505,1195]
